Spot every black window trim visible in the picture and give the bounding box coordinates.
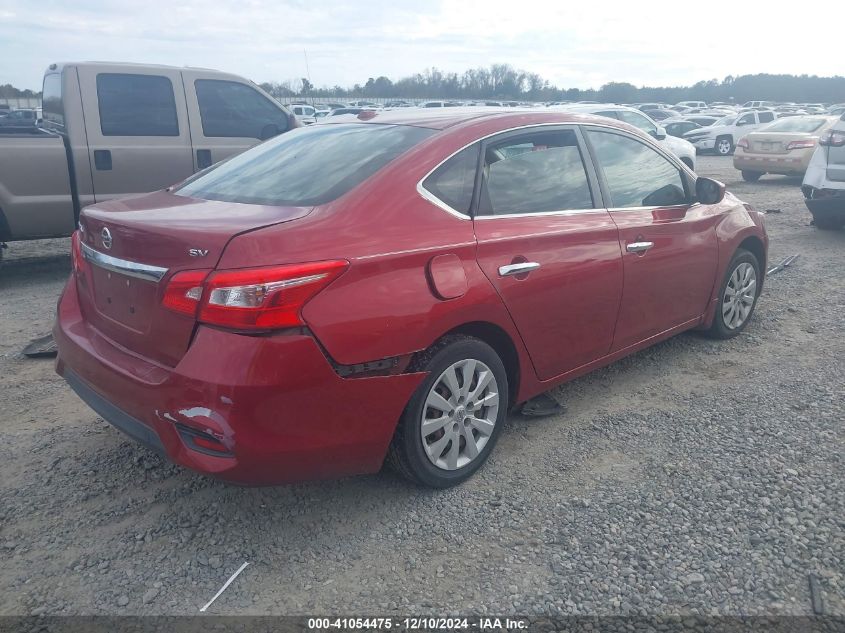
[581,126,695,210]
[194,78,288,139]
[416,122,609,220]
[95,72,180,137]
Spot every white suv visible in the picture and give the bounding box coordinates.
[290,104,317,125]
[802,117,845,229]
[555,104,697,170]
[683,111,778,155]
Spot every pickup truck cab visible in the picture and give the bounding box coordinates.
[683,110,778,155]
[0,62,296,249]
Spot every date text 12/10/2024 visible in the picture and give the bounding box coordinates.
[307,617,528,630]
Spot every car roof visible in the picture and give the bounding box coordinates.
[318,108,649,139]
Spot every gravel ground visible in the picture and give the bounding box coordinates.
[0,156,842,617]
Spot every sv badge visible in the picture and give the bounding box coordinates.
[189,248,209,257]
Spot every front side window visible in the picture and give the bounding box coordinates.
[478,129,593,216]
[586,130,687,208]
[617,110,658,136]
[175,123,433,207]
[422,145,479,215]
[758,111,775,123]
[737,113,755,126]
[195,80,289,139]
[96,74,179,136]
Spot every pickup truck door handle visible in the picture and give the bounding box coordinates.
[196,149,212,169]
[626,241,654,254]
[499,262,541,277]
[93,150,112,171]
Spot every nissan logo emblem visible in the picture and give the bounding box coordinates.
[101,227,113,250]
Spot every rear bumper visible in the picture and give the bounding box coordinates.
[54,278,425,485]
[802,186,845,216]
[734,152,809,174]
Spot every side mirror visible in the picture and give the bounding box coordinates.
[696,177,725,205]
[651,126,667,140]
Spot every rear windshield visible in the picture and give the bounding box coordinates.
[175,123,434,207]
[760,117,827,133]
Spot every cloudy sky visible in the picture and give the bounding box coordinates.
[1,0,841,91]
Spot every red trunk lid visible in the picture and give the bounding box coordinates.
[77,191,312,366]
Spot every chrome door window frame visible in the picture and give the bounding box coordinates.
[416,122,616,220]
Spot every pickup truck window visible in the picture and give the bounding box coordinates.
[96,73,179,137]
[42,73,64,129]
[195,80,289,139]
[174,123,433,207]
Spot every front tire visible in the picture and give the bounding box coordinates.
[741,170,762,182]
[387,335,509,488]
[706,248,761,339]
[715,136,734,156]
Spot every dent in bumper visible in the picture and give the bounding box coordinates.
[54,278,426,485]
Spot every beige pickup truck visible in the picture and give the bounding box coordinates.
[0,62,296,256]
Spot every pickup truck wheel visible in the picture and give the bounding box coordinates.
[706,249,760,340]
[715,137,734,156]
[387,335,508,488]
[741,170,763,182]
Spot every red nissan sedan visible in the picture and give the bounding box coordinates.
[54,109,767,488]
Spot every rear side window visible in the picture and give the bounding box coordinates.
[478,129,593,216]
[758,111,775,123]
[175,123,433,207]
[96,74,179,136]
[586,130,687,208]
[422,145,479,215]
[195,80,289,139]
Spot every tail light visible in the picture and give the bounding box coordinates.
[786,139,816,150]
[162,260,349,330]
[736,137,749,150]
[162,270,209,317]
[71,230,88,278]
[819,130,845,147]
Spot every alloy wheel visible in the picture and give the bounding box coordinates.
[420,359,500,471]
[722,262,757,330]
[717,139,732,155]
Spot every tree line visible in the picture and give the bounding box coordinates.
[6,65,845,103]
[259,65,845,104]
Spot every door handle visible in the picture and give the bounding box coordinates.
[499,262,541,277]
[93,149,112,171]
[197,149,212,169]
[626,241,654,254]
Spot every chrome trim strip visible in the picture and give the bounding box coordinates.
[475,208,606,220]
[80,242,169,283]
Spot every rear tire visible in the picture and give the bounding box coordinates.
[715,136,734,156]
[706,248,760,340]
[387,335,509,488]
[741,170,762,182]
